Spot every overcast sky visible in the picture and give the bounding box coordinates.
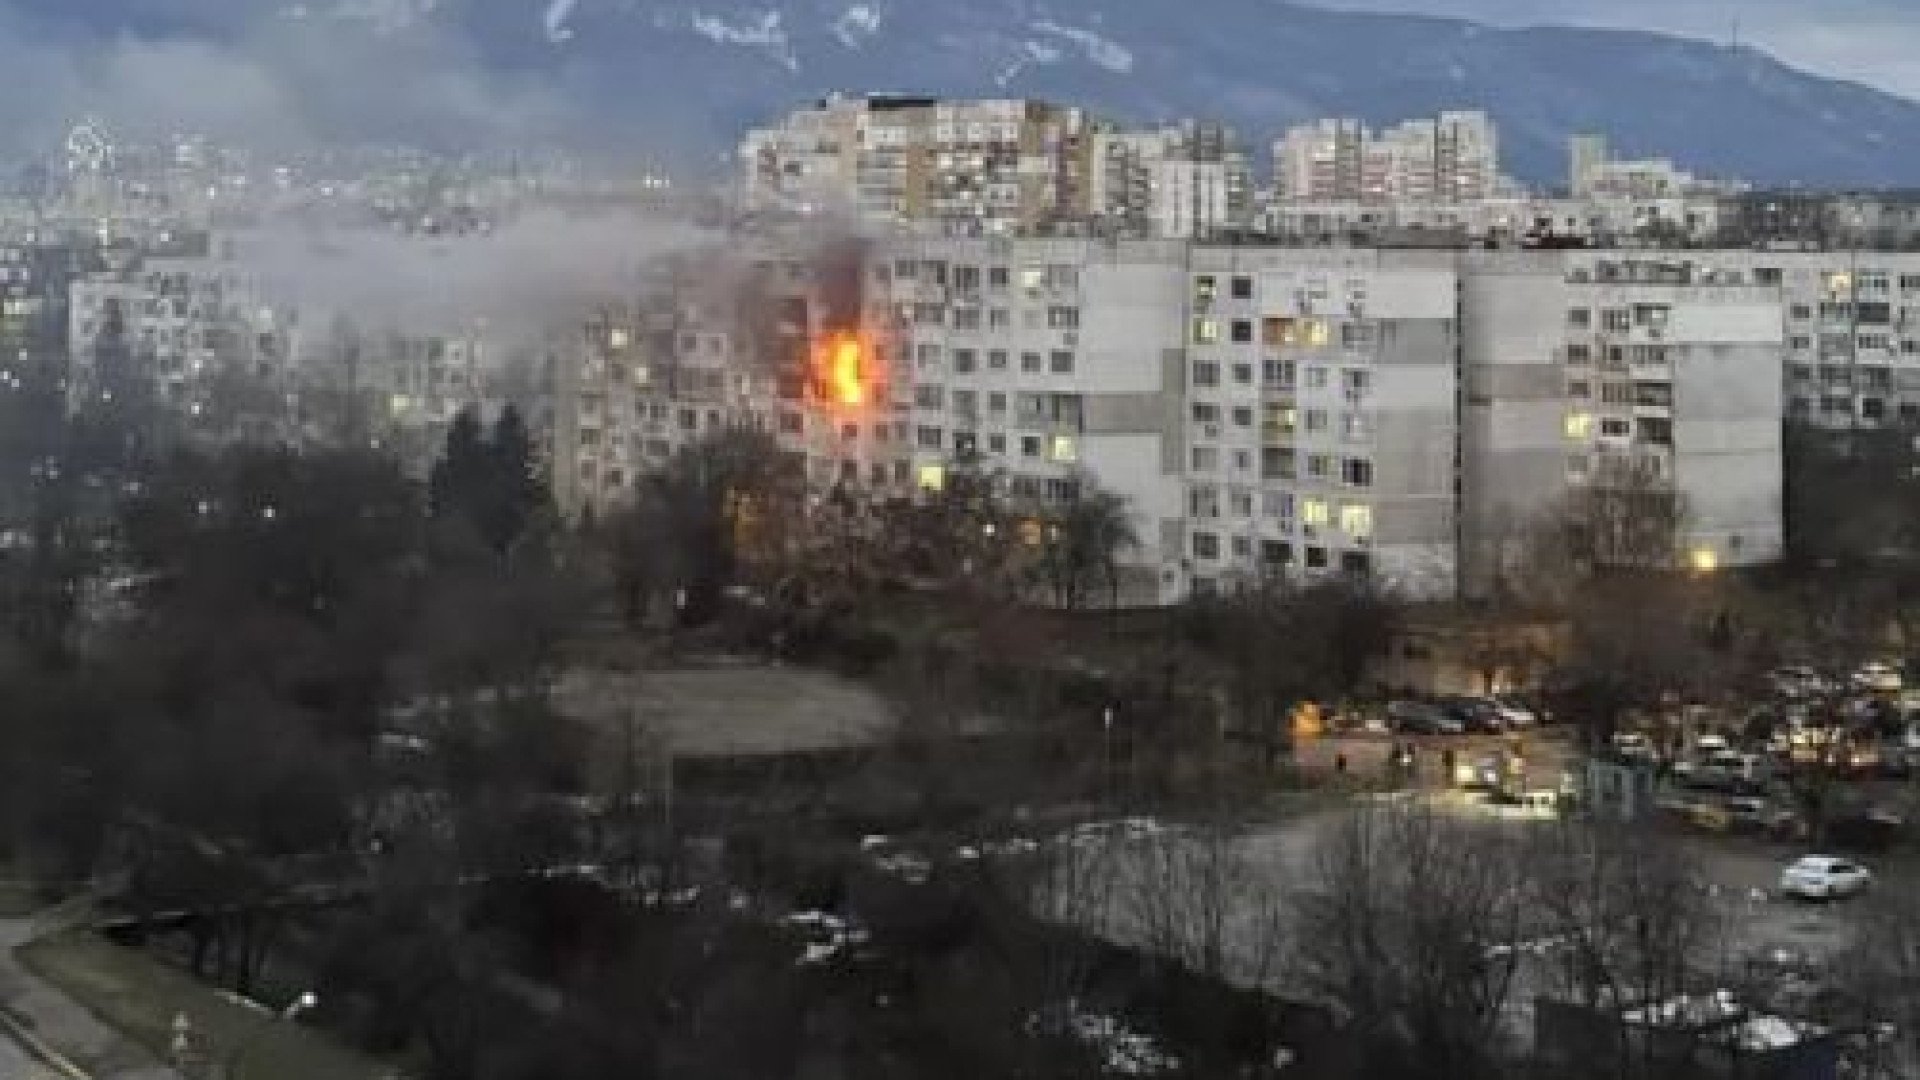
[1314,0,1920,101]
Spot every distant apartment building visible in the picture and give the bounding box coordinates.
[1088,121,1252,238]
[1273,111,1503,205]
[737,94,1095,235]
[68,249,298,435]
[553,233,1793,605]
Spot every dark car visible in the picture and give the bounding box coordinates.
[1388,700,1463,736]
[1438,696,1506,733]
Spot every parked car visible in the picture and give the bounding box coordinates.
[1724,798,1800,837]
[1490,695,1539,728]
[1439,696,1505,733]
[1388,700,1462,736]
[1780,855,1872,901]
[1854,662,1903,694]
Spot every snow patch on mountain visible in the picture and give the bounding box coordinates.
[544,0,578,43]
[831,4,882,49]
[1031,20,1133,74]
[689,9,799,70]
[995,38,1064,87]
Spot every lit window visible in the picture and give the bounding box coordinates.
[1306,320,1331,347]
[1339,504,1373,538]
[1302,498,1331,527]
[1564,412,1593,440]
[1193,318,1220,345]
[1049,435,1078,464]
[916,464,945,491]
[608,328,630,350]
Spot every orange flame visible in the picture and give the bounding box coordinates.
[821,330,867,408]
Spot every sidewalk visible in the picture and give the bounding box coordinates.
[0,914,180,1080]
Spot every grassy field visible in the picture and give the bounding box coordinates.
[17,931,389,1080]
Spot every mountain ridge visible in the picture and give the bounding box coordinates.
[6,0,1919,187]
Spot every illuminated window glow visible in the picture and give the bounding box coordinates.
[1340,504,1373,538]
[1564,412,1594,440]
[1302,498,1331,527]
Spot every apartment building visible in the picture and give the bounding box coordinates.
[1088,121,1253,239]
[876,236,1189,604]
[738,94,1094,235]
[1182,248,1462,599]
[1273,111,1503,205]
[68,250,298,434]
[1460,251,1785,594]
[553,234,1792,605]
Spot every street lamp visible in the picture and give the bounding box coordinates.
[221,992,318,1080]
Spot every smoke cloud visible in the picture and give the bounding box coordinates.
[230,209,714,346]
[0,2,598,161]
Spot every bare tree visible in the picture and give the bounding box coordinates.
[1525,821,1724,1080]
[1033,480,1137,611]
[1295,803,1531,1080]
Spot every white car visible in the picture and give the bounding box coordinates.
[1779,855,1872,901]
[1854,663,1903,694]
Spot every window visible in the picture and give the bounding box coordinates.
[1601,308,1631,332]
[954,349,978,373]
[1564,412,1593,439]
[952,308,982,330]
[989,308,1012,329]
[953,389,978,416]
[1021,435,1042,458]
[1302,498,1330,527]
[1305,547,1329,569]
[1049,435,1078,463]
[1193,403,1222,424]
[841,423,859,442]
[1231,535,1252,559]
[1019,266,1045,294]
[1192,318,1220,344]
[1307,366,1328,389]
[1263,492,1295,519]
[1230,319,1254,343]
[989,349,1009,370]
[778,411,803,434]
[1193,361,1220,387]
[1567,308,1591,329]
[1193,532,1221,560]
[988,266,1010,288]
[1191,447,1219,471]
[1599,419,1632,437]
[1194,275,1217,304]
[1230,275,1253,300]
[1754,267,1783,286]
[1021,351,1042,373]
[1601,383,1632,405]
[917,343,942,367]
[1790,336,1812,351]
[1049,351,1075,374]
[1047,306,1080,330]
[916,426,944,449]
[1305,409,1329,433]
[1263,541,1293,566]
[988,433,1006,453]
[1566,344,1591,365]
[1342,369,1370,395]
[1231,407,1253,427]
[1568,380,1591,399]
[1307,454,1331,479]
[915,385,945,409]
[1232,364,1252,385]
[1789,304,1812,321]
[1340,551,1370,575]
[989,392,1007,413]
[1231,492,1254,517]
[1342,459,1374,487]
[1340,504,1372,538]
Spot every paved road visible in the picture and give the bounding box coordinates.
[0,915,180,1080]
